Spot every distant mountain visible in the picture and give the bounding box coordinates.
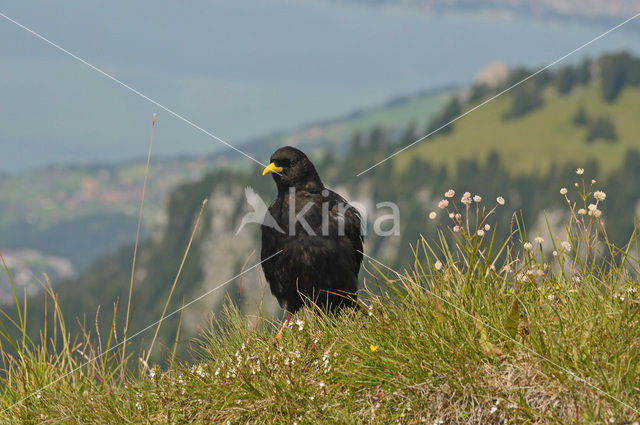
[331,0,640,22]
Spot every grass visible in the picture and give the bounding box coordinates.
[395,82,640,178]
[1,170,639,424]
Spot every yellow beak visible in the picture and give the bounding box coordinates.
[262,162,283,176]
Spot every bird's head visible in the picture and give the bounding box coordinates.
[262,146,323,192]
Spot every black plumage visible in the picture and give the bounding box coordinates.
[260,147,363,323]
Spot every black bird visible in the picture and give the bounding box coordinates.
[261,147,363,339]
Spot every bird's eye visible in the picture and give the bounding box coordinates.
[276,159,291,168]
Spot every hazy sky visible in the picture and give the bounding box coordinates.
[1,0,639,172]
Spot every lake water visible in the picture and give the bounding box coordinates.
[1,0,639,172]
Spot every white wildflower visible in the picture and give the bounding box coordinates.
[578,208,586,215]
[560,188,567,195]
[195,365,205,377]
[449,212,455,219]
[496,196,505,205]
[461,192,472,206]
[477,229,485,237]
[438,199,449,209]
[523,242,533,251]
[490,406,498,414]
[444,189,455,198]
[434,260,443,271]
[534,236,544,244]
[296,319,304,331]
[429,211,437,220]
[587,204,601,217]
[473,195,482,203]
[552,250,558,257]
[628,287,637,294]
[561,241,572,251]
[576,168,584,175]
[593,190,606,201]
[453,225,460,233]
[547,294,555,301]
[484,224,490,231]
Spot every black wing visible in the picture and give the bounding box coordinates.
[326,189,364,275]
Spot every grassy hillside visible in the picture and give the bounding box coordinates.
[395,82,640,177]
[2,178,639,423]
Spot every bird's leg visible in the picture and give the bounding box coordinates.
[274,313,293,342]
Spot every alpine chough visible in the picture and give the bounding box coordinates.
[261,147,363,339]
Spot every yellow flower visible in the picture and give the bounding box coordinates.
[370,344,379,353]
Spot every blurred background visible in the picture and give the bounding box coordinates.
[1,0,640,358]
